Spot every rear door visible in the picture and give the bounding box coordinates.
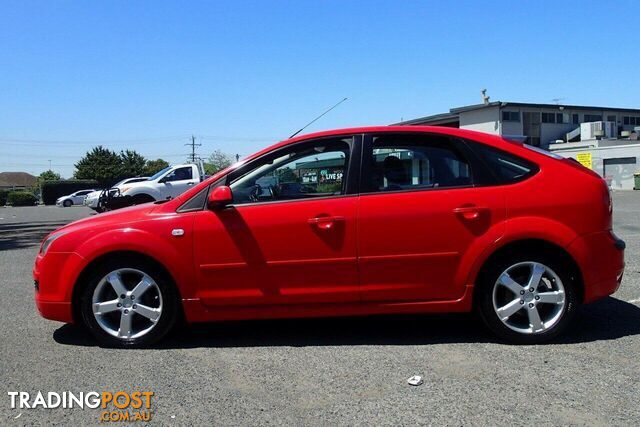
[357,133,505,302]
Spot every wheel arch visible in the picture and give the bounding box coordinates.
[128,187,160,201]
[472,238,584,306]
[71,250,184,324]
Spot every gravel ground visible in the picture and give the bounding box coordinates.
[1,196,639,426]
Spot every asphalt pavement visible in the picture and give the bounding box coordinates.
[1,196,639,425]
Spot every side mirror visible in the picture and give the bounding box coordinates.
[207,186,233,209]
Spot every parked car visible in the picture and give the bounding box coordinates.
[34,126,625,347]
[55,189,95,207]
[84,177,149,212]
[116,163,204,204]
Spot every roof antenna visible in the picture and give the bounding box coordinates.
[481,89,490,105]
[289,97,348,139]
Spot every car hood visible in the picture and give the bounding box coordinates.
[121,181,153,190]
[52,203,158,235]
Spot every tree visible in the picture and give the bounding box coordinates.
[204,149,233,175]
[74,146,125,187]
[37,170,61,186]
[144,158,170,176]
[120,150,147,177]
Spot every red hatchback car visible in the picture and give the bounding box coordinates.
[33,126,625,347]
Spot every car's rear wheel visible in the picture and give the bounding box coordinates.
[63,199,72,207]
[477,255,578,344]
[79,260,178,347]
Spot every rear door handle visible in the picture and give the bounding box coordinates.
[308,216,345,230]
[453,206,488,220]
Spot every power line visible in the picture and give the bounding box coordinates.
[0,135,190,145]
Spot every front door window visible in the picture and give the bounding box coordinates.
[230,139,350,204]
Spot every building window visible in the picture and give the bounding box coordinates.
[557,113,567,124]
[541,113,557,123]
[607,115,617,122]
[572,114,579,124]
[502,111,520,122]
[623,116,640,126]
[584,114,603,122]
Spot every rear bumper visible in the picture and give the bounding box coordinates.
[568,230,625,303]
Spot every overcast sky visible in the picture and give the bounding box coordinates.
[1,0,639,177]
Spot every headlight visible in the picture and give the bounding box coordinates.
[40,232,65,255]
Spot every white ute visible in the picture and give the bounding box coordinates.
[119,163,205,203]
[84,177,149,211]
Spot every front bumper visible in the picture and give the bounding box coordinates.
[33,251,85,323]
[568,230,625,303]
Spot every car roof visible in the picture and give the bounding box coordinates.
[245,125,509,162]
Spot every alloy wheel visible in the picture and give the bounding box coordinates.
[492,261,566,334]
[91,268,163,340]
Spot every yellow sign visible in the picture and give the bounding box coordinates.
[576,152,592,169]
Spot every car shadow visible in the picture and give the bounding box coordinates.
[53,296,640,349]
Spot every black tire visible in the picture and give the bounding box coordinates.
[79,258,179,348]
[63,199,72,207]
[476,253,579,344]
[131,194,155,205]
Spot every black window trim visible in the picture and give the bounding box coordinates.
[177,131,542,212]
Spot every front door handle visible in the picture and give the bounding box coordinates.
[453,206,488,220]
[308,216,345,230]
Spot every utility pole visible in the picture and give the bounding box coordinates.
[185,135,202,163]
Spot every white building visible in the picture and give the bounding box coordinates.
[396,101,640,190]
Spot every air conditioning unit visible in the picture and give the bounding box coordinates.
[580,121,616,140]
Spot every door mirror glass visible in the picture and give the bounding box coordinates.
[207,185,233,209]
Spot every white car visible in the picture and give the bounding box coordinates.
[56,189,95,207]
[84,177,149,211]
[119,164,204,203]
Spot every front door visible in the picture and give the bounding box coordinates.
[357,133,505,302]
[193,136,360,306]
[162,166,197,199]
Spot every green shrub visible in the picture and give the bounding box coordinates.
[7,191,37,206]
[41,180,99,205]
[0,189,9,206]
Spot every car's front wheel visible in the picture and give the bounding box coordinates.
[477,255,578,344]
[63,199,72,207]
[79,259,178,347]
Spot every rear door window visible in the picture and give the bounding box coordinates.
[363,134,473,193]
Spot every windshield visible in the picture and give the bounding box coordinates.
[148,167,172,181]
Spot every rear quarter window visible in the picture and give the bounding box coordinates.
[469,142,539,183]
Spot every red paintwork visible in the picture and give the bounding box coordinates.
[33,126,625,324]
